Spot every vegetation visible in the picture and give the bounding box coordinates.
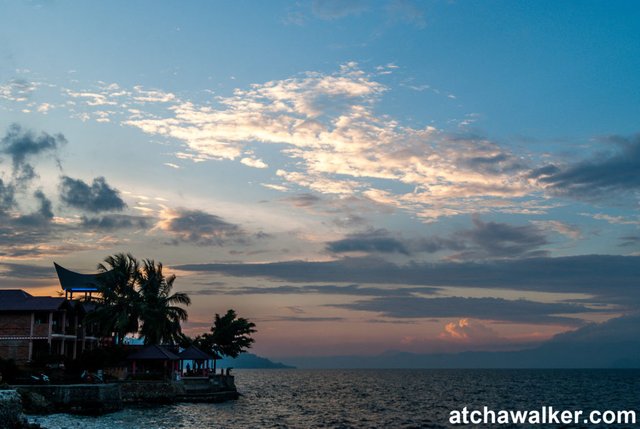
[194,309,257,370]
[91,254,141,344]
[87,253,256,367]
[138,260,191,345]
[89,253,191,345]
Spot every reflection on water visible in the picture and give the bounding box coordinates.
[31,369,640,428]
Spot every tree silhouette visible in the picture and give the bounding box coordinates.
[196,309,256,370]
[88,254,190,345]
[138,259,191,345]
[89,253,141,344]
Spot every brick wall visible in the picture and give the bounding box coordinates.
[0,313,31,336]
[33,322,49,337]
[0,340,30,362]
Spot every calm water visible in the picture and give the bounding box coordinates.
[30,369,640,428]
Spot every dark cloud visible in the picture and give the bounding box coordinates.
[325,219,544,259]
[549,313,640,344]
[0,124,65,185]
[463,153,526,175]
[59,176,126,212]
[14,190,54,227]
[259,316,345,323]
[0,178,16,213]
[456,217,548,259]
[619,235,640,248]
[186,283,439,297]
[160,208,245,246]
[283,193,321,208]
[332,296,593,325]
[0,262,55,279]
[175,254,640,305]
[533,134,640,199]
[80,214,151,230]
[327,229,410,255]
[326,228,465,255]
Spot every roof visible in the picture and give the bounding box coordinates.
[178,345,216,360]
[54,262,104,292]
[126,345,180,361]
[0,290,67,312]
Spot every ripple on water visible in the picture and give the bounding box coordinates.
[30,369,640,429]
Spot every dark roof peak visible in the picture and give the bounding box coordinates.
[54,262,104,292]
[126,344,180,361]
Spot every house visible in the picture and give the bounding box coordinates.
[0,263,104,365]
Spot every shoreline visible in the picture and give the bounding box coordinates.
[3,376,238,419]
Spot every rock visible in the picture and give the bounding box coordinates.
[16,389,53,415]
[0,389,28,429]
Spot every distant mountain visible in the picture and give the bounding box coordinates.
[218,353,295,369]
[278,314,640,369]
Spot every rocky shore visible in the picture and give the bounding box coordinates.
[0,389,42,429]
[3,375,238,420]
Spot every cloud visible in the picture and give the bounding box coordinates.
[174,254,640,305]
[454,217,549,259]
[332,296,593,325]
[284,193,322,208]
[122,64,537,221]
[59,176,126,212]
[186,283,439,297]
[0,79,38,103]
[386,0,426,28]
[311,0,369,19]
[14,190,54,227]
[588,213,640,226]
[80,214,151,230]
[531,220,582,240]
[0,262,55,279]
[439,319,502,342]
[326,218,547,259]
[619,235,640,248]
[325,228,465,255]
[259,316,345,322]
[155,207,245,246]
[532,134,640,199]
[549,313,640,344]
[240,157,268,169]
[0,178,16,213]
[0,123,66,186]
[327,229,411,255]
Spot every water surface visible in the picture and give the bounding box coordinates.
[30,369,640,428]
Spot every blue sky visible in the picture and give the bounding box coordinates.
[0,0,639,358]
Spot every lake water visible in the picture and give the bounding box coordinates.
[29,369,640,428]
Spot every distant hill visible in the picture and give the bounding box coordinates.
[218,353,295,369]
[279,314,640,369]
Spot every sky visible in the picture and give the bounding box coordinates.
[0,0,639,360]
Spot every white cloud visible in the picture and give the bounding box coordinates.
[9,64,543,221]
[587,213,640,226]
[531,220,582,239]
[439,318,502,343]
[240,157,268,169]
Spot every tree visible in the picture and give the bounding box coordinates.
[197,309,256,370]
[138,259,191,345]
[89,253,142,344]
[88,254,191,346]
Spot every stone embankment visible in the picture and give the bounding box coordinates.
[9,375,238,416]
[0,389,42,428]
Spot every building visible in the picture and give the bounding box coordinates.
[0,263,104,365]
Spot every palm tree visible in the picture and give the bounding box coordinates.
[89,253,141,344]
[138,259,191,345]
[197,309,256,371]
